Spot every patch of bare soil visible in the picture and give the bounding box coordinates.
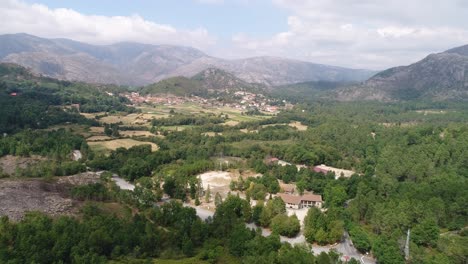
[57,172,101,186]
[0,179,76,221]
[198,169,261,201]
[0,155,46,176]
[289,121,308,131]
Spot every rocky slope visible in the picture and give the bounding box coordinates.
[0,33,375,86]
[192,68,265,92]
[336,45,468,101]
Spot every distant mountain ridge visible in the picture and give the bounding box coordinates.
[0,33,375,86]
[336,44,468,101]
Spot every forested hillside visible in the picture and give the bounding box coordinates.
[0,63,466,264]
[0,63,135,134]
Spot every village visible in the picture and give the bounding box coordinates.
[120,91,285,113]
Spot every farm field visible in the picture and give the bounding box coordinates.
[89,126,105,134]
[99,113,152,126]
[45,124,94,138]
[142,103,272,123]
[86,135,113,141]
[119,130,158,137]
[88,138,159,154]
[81,103,272,132]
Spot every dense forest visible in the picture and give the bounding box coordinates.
[0,64,466,263]
[75,103,468,263]
[0,63,135,134]
[0,195,352,264]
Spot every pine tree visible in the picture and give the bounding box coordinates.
[215,192,222,207]
[205,184,211,203]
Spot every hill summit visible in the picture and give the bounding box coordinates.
[141,67,265,96]
[336,44,468,101]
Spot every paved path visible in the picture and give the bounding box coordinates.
[111,176,135,191]
[184,204,214,221]
[311,231,375,264]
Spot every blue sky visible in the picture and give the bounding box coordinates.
[3,0,468,69]
[22,0,288,38]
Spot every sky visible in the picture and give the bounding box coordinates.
[1,0,468,70]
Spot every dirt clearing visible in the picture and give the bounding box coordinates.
[289,121,308,131]
[0,179,75,221]
[199,171,233,189]
[198,169,261,200]
[224,120,239,126]
[57,172,101,186]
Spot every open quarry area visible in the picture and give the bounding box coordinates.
[0,179,74,221]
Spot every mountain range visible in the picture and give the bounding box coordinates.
[0,33,375,87]
[2,33,468,102]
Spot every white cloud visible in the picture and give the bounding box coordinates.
[0,0,217,49]
[2,0,468,69]
[225,0,468,69]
